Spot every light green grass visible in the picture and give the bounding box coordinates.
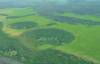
[57,12,100,22]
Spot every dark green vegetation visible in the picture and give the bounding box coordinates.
[0,22,36,64]
[7,14,35,19]
[0,22,17,50]
[0,14,8,16]
[0,22,3,30]
[46,23,57,26]
[0,22,42,64]
[32,49,94,64]
[21,28,75,46]
[10,21,38,29]
[48,16,100,26]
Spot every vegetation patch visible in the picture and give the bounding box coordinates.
[0,13,8,16]
[49,16,100,26]
[32,49,94,64]
[6,14,34,19]
[10,21,38,29]
[46,23,57,26]
[21,28,75,46]
[0,22,34,64]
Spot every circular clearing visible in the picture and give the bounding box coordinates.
[10,21,38,29]
[32,49,94,64]
[22,28,75,46]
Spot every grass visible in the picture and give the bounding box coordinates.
[0,7,100,64]
[55,24,100,62]
[57,12,100,22]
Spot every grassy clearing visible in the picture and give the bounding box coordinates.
[0,7,35,16]
[54,23,100,62]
